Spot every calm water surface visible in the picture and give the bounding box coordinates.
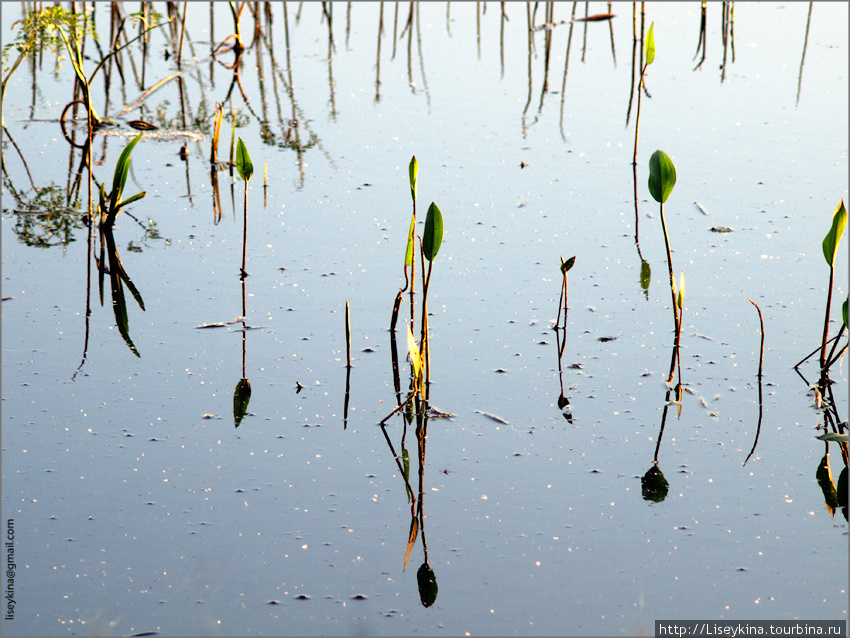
[1,2,848,636]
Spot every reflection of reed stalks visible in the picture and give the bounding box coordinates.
[796,3,813,106]
[631,21,654,165]
[631,162,651,298]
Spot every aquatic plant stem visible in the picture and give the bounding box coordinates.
[659,202,679,337]
[240,180,248,278]
[819,266,835,370]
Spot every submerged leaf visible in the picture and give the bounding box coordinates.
[416,563,438,608]
[645,22,656,66]
[641,465,668,503]
[816,454,839,516]
[822,199,846,267]
[648,150,677,204]
[422,202,444,262]
[235,137,254,182]
[233,378,252,428]
[640,259,651,294]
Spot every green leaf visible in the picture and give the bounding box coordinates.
[645,22,655,66]
[648,149,677,204]
[233,378,252,428]
[822,199,846,267]
[842,298,848,330]
[120,191,147,209]
[560,255,576,274]
[677,271,685,309]
[422,202,443,262]
[110,133,143,213]
[817,432,849,443]
[235,137,253,182]
[409,155,418,202]
[404,214,416,267]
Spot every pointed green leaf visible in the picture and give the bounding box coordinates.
[404,214,416,267]
[822,200,846,267]
[233,378,252,428]
[645,22,655,66]
[409,155,418,202]
[842,298,848,330]
[120,191,147,208]
[648,150,677,204]
[235,137,254,182]
[422,202,443,262]
[677,271,685,309]
[817,432,849,443]
[110,133,143,214]
[561,255,576,274]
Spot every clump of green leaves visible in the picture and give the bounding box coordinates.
[98,133,146,228]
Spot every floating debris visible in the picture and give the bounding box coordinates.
[597,336,617,342]
[694,201,708,215]
[475,410,509,424]
[710,226,733,233]
[573,13,616,22]
[128,119,159,131]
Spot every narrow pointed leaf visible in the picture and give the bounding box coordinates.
[648,150,677,204]
[645,22,656,66]
[822,200,847,267]
[422,202,443,262]
[677,271,685,309]
[409,155,418,202]
[406,324,422,379]
[843,298,848,330]
[235,137,254,182]
[120,191,147,209]
[403,517,419,571]
[112,133,143,197]
[404,214,416,267]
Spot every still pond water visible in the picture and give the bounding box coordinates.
[1,2,848,635]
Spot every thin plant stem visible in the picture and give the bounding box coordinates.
[241,180,248,278]
[659,202,679,335]
[819,265,835,370]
